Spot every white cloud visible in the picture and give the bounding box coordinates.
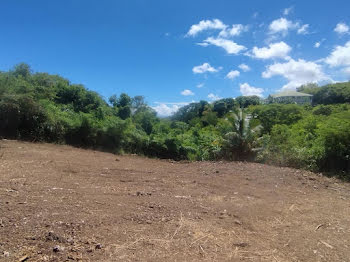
[226,70,240,80]
[186,19,248,39]
[283,7,293,16]
[251,41,291,60]
[152,103,185,117]
[238,63,251,72]
[314,39,325,48]
[334,23,349,34]
[269,18,299,35]
[239,83,264,97]
[297,24,309,35]
[201,37,246,54]
[196,83,204,88]
[208,93,221,101]
[262,59,330,90]
[192,63,219,74]
[325,41,350,67]
[186,19,226,37]
[181,89,194,96]
[196,42,209,47]
[219,24,248,38]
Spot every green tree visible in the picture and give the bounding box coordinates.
[221,109,260,160]
[235,96,261,108]
[11,63,32,78]
[117,93,132,119]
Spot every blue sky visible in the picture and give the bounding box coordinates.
[1,0,350,116]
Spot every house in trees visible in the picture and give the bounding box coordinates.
[267,90,313,104]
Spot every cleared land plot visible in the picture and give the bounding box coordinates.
[0,140,349,261]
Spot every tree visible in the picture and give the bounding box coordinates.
[133,107,158,135]
[251,104,304,133]
[172,100,208,123]
[132,95,147,112]
[235,96,261,108]
[212,98,236,117]
[12,63,32,78]
[221,109,260,160]
[109,94,118,107]
[117,93,131,119]
[117,93,131,107]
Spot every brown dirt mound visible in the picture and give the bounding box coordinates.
[0,140,349,261]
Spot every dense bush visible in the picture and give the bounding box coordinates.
[0,63,349,178]
[298,82,350,105]
[256,110,350,175]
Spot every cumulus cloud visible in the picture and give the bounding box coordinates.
[152,103,188,117]
[196,83,204,88]
[334,23,349,34]
[187,19,249,39]
[262,59,330,90]
[269,18,299,35]
[201,37,246,54]
[181,89,194,96]
[325,41,350,67]
[186,19,226,37]
[238,63,251,72]
[226,70,240,80]
[192,63,219,74]
[208,93,222,101]
[239,83,264,97]
[250,41,291,60]
[218,24,248,38]
[297,24,309,35]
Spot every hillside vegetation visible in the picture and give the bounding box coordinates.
[0,64,349,177]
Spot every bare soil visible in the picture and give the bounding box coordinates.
[0,140,349,261]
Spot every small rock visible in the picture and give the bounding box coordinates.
[234,219,242,225]
[67,237,74,244]
[53,245,64,253]
[95,243,103,249]
[3,251,10,257]
[233,242,249,248]
[18,255,29,262]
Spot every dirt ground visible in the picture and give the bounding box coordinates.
[0,140,349,262]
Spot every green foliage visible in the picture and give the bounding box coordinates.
[0,63,349,177]
[221,109,260,160]
[212,98,236,117]
[257,111,350,175]
[299,81,350,105]
[11,63,32,78]
[172,100,208,123]
[235,95,261,108]
[251,104,304,133]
